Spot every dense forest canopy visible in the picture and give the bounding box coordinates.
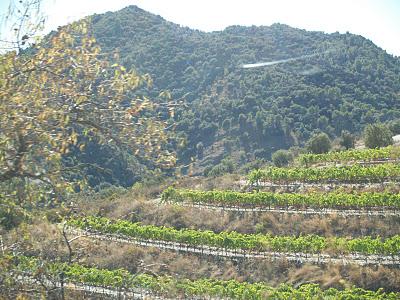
[88,5,400,174]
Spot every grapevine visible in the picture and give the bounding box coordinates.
[4,255,400,300]
[248,163,400,185]
[299,146,400,166]
[161,187,400,210]
[67,216,400,257]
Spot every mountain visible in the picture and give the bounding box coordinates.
[89,5,400,174]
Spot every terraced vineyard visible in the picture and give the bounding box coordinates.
[161,188,400,211]
[4,3,400,299]
[5,255,400,299]
[4,146,400,298]
[248,163,400,185]
[298,146,400,166]
[167,202,400,217]
[66,216,400,266]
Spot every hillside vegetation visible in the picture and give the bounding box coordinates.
[3,4,400,299]
[90,5,400,172]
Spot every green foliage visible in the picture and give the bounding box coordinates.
[89,6,400,168]
[94,183,128,199]
[204,157,236,177]
[364,123,394,149]
[222,119,231,132]
[340,130,355,150]
[248,163,400,184]
[196,142,204,159]
[387,119,400,135]
[68,216,400,256]
[4,5,400,191]
[6,255,400,299]
[0,197,29,230]
[306,133,331,154]
[161,188,400,209]
[298,145,400,166]
[272,150,293,167]
[1,19,174,206]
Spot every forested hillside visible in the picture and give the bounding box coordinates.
[3,3,400,298]
[88,5,400,171]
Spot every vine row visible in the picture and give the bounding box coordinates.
[67,217,400,258]
[298,146,400,166]
[161,187,400,210]
[172,202,400,217]
[248,163,400,185]
[67,227,400,266]
[5,255,400,299]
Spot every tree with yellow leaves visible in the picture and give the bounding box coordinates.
[0,7,175,209]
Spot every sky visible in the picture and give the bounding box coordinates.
[1,0,399,56]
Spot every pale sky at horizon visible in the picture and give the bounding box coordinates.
[1,0,399,56]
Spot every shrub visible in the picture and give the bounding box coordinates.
[364,123,393,148]
[306,132,331,154]
[272,150,293,167]
[339,130,355,150]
